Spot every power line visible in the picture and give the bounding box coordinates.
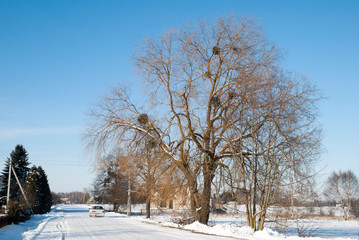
[0,146,9,159]
[0,151,7,159]
[34,162,91,166]
[0,145,9,153]
[31,160,92,166]
[0,146,92,166]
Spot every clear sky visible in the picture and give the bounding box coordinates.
[0,0,358,193]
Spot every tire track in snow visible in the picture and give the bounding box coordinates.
[23,206,68,240]
[23,213,63,240]
[55,218,69,240]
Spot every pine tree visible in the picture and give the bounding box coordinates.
[36,166,52,213]
[23,166,52,214]
[0,145,30,202]
[0,160,10,204]
[23,166,39,211]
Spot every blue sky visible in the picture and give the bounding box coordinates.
[0,0,358,192]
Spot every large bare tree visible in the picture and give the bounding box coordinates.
[86,15,321,225]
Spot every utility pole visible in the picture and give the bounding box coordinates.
[291,175,294,206]
[6,158,12,206]
[127,170,131,216]
[5,157,33,214]
[11,165,32,211]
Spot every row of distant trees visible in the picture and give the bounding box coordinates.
[84,14,343,231]
[0,145,52,223]
[52,190,91,204]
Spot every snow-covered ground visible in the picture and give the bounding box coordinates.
[0,204,358,240]
[0,204,232,240]
[148,216,359,240]
[131,204,359,240]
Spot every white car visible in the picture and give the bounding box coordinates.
[89,205,105,217]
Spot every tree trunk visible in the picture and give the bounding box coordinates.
[257,211,266,231]
[195,165,214,225]
[113,202,118,213]
[188,180,199,221]
[245,194,256,230]
[197,191,211,224]
[342,205,348,220]
[146,197,151,219]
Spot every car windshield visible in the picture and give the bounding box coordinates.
[91,206,104,210]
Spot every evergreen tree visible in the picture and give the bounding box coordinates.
[36,166,52,213]
[23,166,39,212]
[23,165,52,214]
[0,145,30,202]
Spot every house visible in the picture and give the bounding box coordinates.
[150,187,191,211]
[59,198,72,204]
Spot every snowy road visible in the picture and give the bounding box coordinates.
[0,205,234,240]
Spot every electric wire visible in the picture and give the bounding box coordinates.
[0,149,90,167]
[0,146,9,159]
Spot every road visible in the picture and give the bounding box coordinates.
[0,205,233,240]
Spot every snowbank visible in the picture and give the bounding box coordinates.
[181,221,358,240]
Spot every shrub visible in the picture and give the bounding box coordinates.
[7,201,31,224]
[351,199,359,218]
[295,220,319,237]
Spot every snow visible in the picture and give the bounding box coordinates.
[0,205,229,240]
[0,204,358,240]
[169,220,358,240]
[138,205,359,240]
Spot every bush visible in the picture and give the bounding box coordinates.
[7,201,31,224]
[351,199,359,218]
[170,210,194,225]
[295,220,319,237]
[18,208,31,222]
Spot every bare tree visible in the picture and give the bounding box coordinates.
[128,125,174,219]
[91,152,129,208]
[85,15,320,226]
[93,131,175,218]
[133,15,282,225]
[324,170,359,220]
[222,69,321,230]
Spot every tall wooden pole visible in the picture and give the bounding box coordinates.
[11,165,33,213]
[6,158,12,206]
[127,171,131,216]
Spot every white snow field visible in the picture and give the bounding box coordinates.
[0,204,358,240]
[0,204,231,240]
